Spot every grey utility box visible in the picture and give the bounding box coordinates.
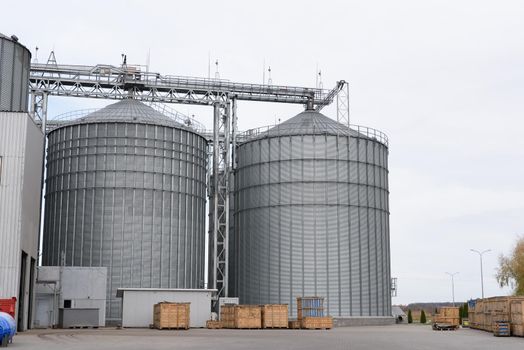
[58,308,99,328]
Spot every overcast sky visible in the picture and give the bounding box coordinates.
[4,0,523,304]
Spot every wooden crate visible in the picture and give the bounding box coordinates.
[439,307,459,318]
[153,302,190,330]
[512,325,524,337]
[234,305,261,329]
[434,316,460,326]
[301,316,333,330]
[297,297,324,320]
[288,320,301,329]
[470,296,524,333]
[206,320,222,329]
[220,305,236,329]
[434,307,460,326]
[510,300,524,336]
[261,304,288,329]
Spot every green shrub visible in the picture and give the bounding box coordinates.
[408,309,413,324]
[420,310,426,324]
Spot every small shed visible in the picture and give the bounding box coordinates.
[116,288,216,328]
[392,306,407,324]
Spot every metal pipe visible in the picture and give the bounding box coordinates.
[470,249,491,299]
[212,102,220,292]
[445,272,459,306]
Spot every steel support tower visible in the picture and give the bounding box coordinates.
[28,58,346,305]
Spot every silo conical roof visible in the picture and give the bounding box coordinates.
[76,99,184,128]
[263,110,361,138]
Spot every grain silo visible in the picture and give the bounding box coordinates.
[233,109,391,321]
[42,99,208,323]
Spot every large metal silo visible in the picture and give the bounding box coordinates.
[42,99,208,322]
[234,109,391,320]
[0,33,31,112]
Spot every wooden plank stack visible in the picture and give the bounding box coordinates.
[153,302,190,330]
[261,304,288,329]
[297,297,332,330]
[434,307,460,326]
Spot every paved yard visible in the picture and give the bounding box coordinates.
[10,325,524,350]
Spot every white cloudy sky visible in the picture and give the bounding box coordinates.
[4,0,523,304]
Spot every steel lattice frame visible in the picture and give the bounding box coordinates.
[28,61,345,305]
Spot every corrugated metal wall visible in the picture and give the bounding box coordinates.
[0,113,27,297]
[42,122,208,321]
[234,132,391,318]
[0,112,44,330]
[0,35,31,112]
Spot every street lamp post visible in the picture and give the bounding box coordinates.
[446,272,459,306]
[470,249,491,299]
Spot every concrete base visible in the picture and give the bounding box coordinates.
[334,316,396,327]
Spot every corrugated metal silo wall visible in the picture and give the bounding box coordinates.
[234,134,391,317]
[0,36,31,112]
[42,122,207,321]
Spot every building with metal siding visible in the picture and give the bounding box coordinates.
[234,110,391,319]
[0,112,45,331]
[42,100,208,322]
[0,34,31,112]
[0,33,43,332]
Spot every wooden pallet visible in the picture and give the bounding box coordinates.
[206,320,222,329]
[288,320,301,329]
[432,323,458,331]
[301,317,333,330]
[493,322,510,337]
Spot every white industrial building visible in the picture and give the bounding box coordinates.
[34,267,108,328]
[0,111,44,331]
[0,32,44,331]
[117,288,216,328]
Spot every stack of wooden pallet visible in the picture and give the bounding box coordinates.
[206,320,222,329]
[493,321,510,337]
[261,304,288,329]
[296,297,333,330]
[153,302,190,330]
